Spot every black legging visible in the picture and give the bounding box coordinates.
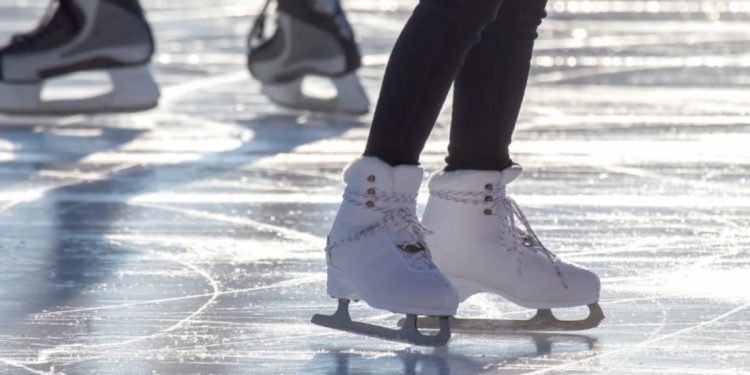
[364,0,548,171]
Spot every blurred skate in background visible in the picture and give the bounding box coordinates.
[247,0,370,115]
[0,0,160,114]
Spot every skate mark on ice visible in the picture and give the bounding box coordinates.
[159,71,249,109]
[0,248,219,373]
[30,254,220,366]
[534,32,748,53]
[36,69,250,128]
[31,273,325,318]
[527,301,750,374]
[579,163,750,197]
[609,297,669,370]
[136,203,322,245]
[0,358,48,375]
[0,164,144,213]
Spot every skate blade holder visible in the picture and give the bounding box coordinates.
[0,65,160,115]
[399,303,604,333]
[262,73,369,116]
[311,299,451,346]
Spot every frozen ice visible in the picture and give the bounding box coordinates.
[0,0,749,374]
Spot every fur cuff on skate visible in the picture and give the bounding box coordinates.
[428,164,523,191]
[343,157,424,193]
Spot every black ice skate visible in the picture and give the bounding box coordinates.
[0,0,160,114]
[247,0,369,115]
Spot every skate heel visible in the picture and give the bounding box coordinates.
[331,72,369,115]
[261,71,369,115]
[0,82,42,112]
[326,265,361,301]
[108,64,161,111]
[0,64,160,114]
[449,276,485,302]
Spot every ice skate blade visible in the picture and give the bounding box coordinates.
[311,299,451,347]
[262,73,369,115]
[399,303,604,333]
[0,65,160,115]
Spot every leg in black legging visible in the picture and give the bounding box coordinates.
[446,0,548,171]
[364,0,504,166]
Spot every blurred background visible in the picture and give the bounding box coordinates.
[0,0,748,374]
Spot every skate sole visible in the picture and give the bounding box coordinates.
[400,303,604,333]
[401,276,605,333]
[450,275,599,309]
[261,72,369,116]
[325,264,457,317]
[313,266,455,345]
[0,102,159,116]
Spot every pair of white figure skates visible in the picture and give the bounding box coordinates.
[313,157,604,346]
[0,0,368,115]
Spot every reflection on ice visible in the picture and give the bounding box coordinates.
[0,0,749,373]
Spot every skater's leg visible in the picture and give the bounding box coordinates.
[446,0,548,171]
[419,0,603,331]
[363,0,504,166]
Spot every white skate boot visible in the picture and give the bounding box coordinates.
[247,0,369,115]
[0,0,160,114]
[311,157,459,346]
[411,164,603,332]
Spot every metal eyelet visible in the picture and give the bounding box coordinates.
[483,208,493,215]
[484,196,493,202]
[522,236,534,247]
[367,188,376,195]
[366,200,375,208]
[484,183,493,190]
[399,243,426,254]
[367,175,376,182]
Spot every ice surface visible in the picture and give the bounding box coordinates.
[0,0,749,374]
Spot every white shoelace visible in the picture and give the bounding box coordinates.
[326,188,436,271]
[433,187,568,288]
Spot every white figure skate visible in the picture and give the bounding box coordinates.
[247,0,369,115]
[0,0,160,114]
[311,157,458,346]
[407,164,603,332]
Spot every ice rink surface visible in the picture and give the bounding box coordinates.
[1,0,749,373]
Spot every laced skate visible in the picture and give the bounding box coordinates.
[403,165,603,332]
[247,0,369,115]
[311,157,458,346]
[0,0,159,114]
